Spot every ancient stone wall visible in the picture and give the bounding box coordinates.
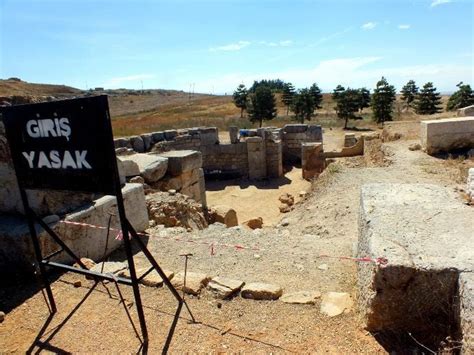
[281,124,323,162]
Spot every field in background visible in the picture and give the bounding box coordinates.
[111,92,453,137]
[0,78,454,138]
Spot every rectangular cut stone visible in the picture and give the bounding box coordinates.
[421,117,474,155]
[0,183,148,280]
[358,183,474,344]
[283,124,308,133]
[157,150,202,176]
[301,143,324,180]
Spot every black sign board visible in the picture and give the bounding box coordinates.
[2,95,118,194]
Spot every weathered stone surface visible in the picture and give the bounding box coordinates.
[158,150,202,176]
[117,157,140,177]
[421,117,474,154]
[164,130,177,141]
[209,205,238,227]
[301,142,325,180]
[130,176,145,184]
[459,272,474,354]
[344,133,357,147]
[280,291,321,304]
[241,282,283,300]
[320,292,353,317]
[141,133,153,151]
[91,261,127,275]
[120,267,174,287]
[119,154,168,183]
[171,271,211,295]
[130,135,145,153]
[279,204,291,213]
[0,183,149,279]
[358,183,474,336]
[207,276,245,299]
[247,137,266,179]
[283,124,307,134]
[245,217,263,229]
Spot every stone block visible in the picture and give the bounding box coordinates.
[114,138,131,149]
[283,124,308,133]
[118,154,168,183]
[208,276,245,299]
[357,183,474,341]
[307,125,323,141]
[241,282,283,300]
[151,131,165,143]
[302,143,324,180]
[164,130,178,141]
[158,150,202,176]
[229,126,239,144]
[141,133,153,151]
[130,135,145,153]
[171,271,211,295]
[0,183,148,279]
[457,105,474,117]
[117,157,140,177]
[210,205,238,227]
[421,117,474,155]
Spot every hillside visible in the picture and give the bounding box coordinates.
[0,78,83,97]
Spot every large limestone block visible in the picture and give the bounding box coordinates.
[207,276,245,299]
[421,117,474,155]
[0,183,149,279]
[158,150,202,176]
[241,282,283,300]
[118,154,168,183]
[358,183,474,337]
[171,271,211,295]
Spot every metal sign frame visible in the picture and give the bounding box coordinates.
[2,96,194,353]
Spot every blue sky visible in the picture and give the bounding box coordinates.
[1,0,472,93]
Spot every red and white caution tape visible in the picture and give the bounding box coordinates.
[318,254,388,266]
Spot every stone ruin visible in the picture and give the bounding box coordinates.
[0,122,328,279]
[421,116,474,155]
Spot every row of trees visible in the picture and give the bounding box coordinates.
[232,79,474,128]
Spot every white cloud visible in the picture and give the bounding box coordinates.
[279,40,293,47]
[258,40,293,47]
[210,40,251,52]
[430,0,452,7]
[104,74,155,87]
[361,22,377,30]
[398,24,411,30]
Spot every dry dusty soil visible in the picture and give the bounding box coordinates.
[1,133,472,353]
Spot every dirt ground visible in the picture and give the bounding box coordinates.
[1,128,473,353]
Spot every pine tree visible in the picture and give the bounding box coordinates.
[446,82,474,111]
[281,82,296,115]
[309,83,323,110]
[401,80,419,109]
[357,88,371,112]
[232,84,248,118]
[414,82,442,115]
[336,88,363,129]
[247,86,277,127]
[291,88,316,124]
[332,85,346,114]
[371,77,396,123]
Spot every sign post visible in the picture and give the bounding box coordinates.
[2,95,194,353]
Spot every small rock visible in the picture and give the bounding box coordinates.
[120,268,174,287]
[279,204,291,213]
[168,189,176,195]
[245,217,263,229]
[279,193,295,206]
[408,143,422,151]
[91,261,127,275]
[320,292,353,317]
[241,282,283,300]
[208,276,245,299]
[254,254,261,259]
[280,291,321,304]
[299,191,307,197]
[0,311,5,323]
[73,257,96,270]
[73,280,82,288]
[149,220,157,228]
[280,219,290,227]
[318,264,328,271]
[209,205,238,227]
[171,271,211,295]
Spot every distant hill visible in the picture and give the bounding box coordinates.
[0,78,83,97]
